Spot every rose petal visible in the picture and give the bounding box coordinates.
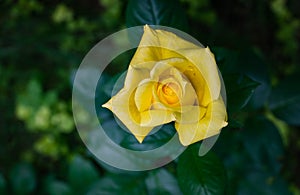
[174,122,198,146]
[150,101,168,110]
[175,105,206,124]
[174,97,227,146]
[180,81,197,106]
[123,66,151,90]
[135,80,155,112]
[169,67,187,90]
[129,26,184,66]
[141,25,200,58]
[182,47,221,103]
[140,110,175,127]
[149,58,185,80]
[102,88,153,142]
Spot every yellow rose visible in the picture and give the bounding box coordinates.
[103,25,228,146]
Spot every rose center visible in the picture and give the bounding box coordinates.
[162,83,178,96]
[158,82,180,105]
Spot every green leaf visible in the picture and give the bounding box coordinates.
[145,168,182,195]
[212,47,239,75]
[237,48,271,109]
[9,163,37,195]
[242,116,284,174]
[269,73,300,125]
[45,180,72,195]
[177,145,227,195]
[213,47,271,110]
[126,0,189,32]
[86,174,147,195]
[68,155,99,194]
[227,116,245,129]
[213,116,287,194]
[224,73,260,113]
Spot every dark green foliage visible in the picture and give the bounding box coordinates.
[214,115,291,195]
[9,163,37,195]
[68,155,100,194]
[126,0,189,32]
[178,145,227,195]
[224,74,259,113]
[269,72,300,125]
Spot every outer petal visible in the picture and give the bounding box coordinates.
[129,26,185,67]
[174,122,197,146]
[102,58,156,143]
[174,105,206,124]
[140,110,175,127]
[139,25,200,59]
[102,88,153,143]
[175,97,227,146]
[181,47,221,103]
[124,66,150,89]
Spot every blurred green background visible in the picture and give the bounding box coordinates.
[1,0,300,194]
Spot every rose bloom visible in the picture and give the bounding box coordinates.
[103,25,227,146]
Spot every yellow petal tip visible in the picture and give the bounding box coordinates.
[135,135,145,143]
[180,140,190,147]
[102,101,112,110]
[144,24,149,31]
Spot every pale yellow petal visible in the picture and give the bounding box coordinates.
[123,66,150,89]
[169,67,187,89]
[134,80,155,112]
[130,61,156,71]
[174,122,198,146]
[102,88,153,143]
[142,25,200,57]
[140,110,175,127]
[171,60,210,106]
[174,97,227,146]
[150,101,168,110]
[149,58,185,79]
[181,47,221,102]
[175,105,206,124]
[129,26,183,67]
[180,81,197,106]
